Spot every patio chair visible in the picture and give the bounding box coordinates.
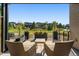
[45,40,74,56]
[6,40,36,56]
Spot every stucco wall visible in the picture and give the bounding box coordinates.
[70,4,79,49]
[0,16,2,55]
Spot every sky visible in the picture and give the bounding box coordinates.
[8,4,69,25]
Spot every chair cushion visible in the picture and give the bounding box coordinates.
[45,41,55,51]
[23,41,35,51]
[8,39,16,42]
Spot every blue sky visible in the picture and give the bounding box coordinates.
[8,4,69,24]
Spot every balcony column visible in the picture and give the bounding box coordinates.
[70,4,79,50]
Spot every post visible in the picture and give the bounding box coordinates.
[59,28,60,40]
[18,27,20,36]
[63,31,64,41]
[68,31,70,40]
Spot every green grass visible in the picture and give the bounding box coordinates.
[8,28,25,36]
[8,27,69,37]
[8,28,53,36]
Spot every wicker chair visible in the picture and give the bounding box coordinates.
[6,40,36,56]
[45,40,74,56]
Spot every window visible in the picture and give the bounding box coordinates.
[8,4,69,41]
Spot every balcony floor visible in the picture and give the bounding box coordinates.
[1,36,78,56]
[0,48,76,56]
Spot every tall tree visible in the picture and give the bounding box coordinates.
[57,23,63,28]
[47,24,52,31]
[8,22,16,29]
[31,22,35,29]
[42,22,48,30]
[52,21,58,31]
[65,24,69,29]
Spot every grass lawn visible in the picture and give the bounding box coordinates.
[8,28,53,35]
[8,28,69,37]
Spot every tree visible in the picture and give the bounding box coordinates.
[47,24,52,31]
[52,21,58,31]
[62,24,65,29]
[65,24,69,29]
[57,23,63,28]
[8,22,16,30]
[42,22,48,30]
[31,22,35,29]
[44,22,48,30]
[22,23,26,29]
[16,23,23,36]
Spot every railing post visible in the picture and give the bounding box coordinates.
[59,30,60,40]
[63,31,64,41]
[68,31,70,40]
